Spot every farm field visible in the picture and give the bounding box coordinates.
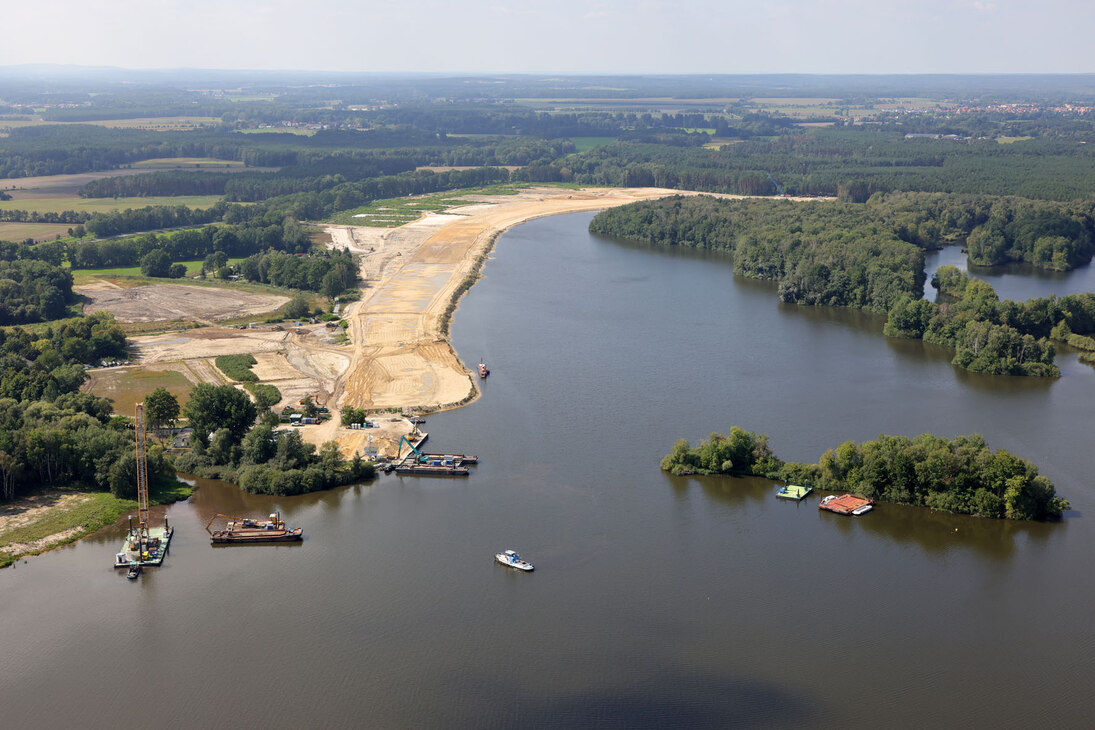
[0,222,73,242]
[130,157,245,169]
[69,258,246,283]
[0,161,266,200]
[84,366,195,413]
[0,116,218,130]
[236,127,316,136]
[0,195,223,214]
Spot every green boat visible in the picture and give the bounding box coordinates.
[776,484,812,501]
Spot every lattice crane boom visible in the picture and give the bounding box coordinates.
[135,404,149,536]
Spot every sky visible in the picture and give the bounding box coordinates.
[1,0,1093,75]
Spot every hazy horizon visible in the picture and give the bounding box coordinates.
[1,1,1093,76]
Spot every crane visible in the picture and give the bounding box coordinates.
[764,171,791,198]
[397,435,428,463]
[135,403,150,539]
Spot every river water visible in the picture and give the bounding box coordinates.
[3,213,1095,729]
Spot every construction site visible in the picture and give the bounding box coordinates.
[86,187,689,460]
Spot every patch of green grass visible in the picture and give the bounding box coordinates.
[70,257,245,282]
[246,383,282,409]
[997,136,1034,144]
[0,478,194,569]
[569,136,617,152]
[130,157,244,169]
[0,195,224,215]
[215,354,258,382]
[0,222,74,242]
[237,127,316,136]
[327,182,589,226]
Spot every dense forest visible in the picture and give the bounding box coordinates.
[590,194,1095,376]
[0,313,152,502]
[661,428,1068,521]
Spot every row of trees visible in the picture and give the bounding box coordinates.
[661,429,1069,521]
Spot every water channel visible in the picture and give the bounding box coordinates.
[2,212,1094,728]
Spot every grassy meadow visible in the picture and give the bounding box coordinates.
[0,195,224,215]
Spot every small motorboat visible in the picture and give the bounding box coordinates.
[126,563,142,580]
[495,549,534,571]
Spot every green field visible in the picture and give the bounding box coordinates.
[569,136,618,152]
[0,479,195,569]
[0,195,224,215]
[85,367,194,414]
[328,183,587,226]
[0,222,74,242]
[130,157,244,169]
[70,257,246,282]
[237,127,316,136]
[328,194,481,226]
[998,136,1035,144]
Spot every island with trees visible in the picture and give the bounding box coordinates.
[661,427,1069,521]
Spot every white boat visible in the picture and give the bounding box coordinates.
[495,549,534,571]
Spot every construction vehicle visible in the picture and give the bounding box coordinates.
[764,171,792,198]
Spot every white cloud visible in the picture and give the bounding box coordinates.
[972,1,998,10]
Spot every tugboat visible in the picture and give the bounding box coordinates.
[495,549,534,571]
[477,359,490,378]
[126,562,142,580]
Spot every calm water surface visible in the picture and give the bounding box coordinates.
[3,213,1095,729]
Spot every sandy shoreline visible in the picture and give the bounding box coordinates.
[315,186,693,454]
[123,186,822,457]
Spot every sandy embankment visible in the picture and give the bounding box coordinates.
[129,186,740,456]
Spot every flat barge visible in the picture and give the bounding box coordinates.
[395,464,470,476]
[819,494,874,515]
[776,484,812,501]
[205,513,303,543]
[114,522,173,568]
[418,452,478,465]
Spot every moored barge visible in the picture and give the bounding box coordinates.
[819,494,874,515]
[205,512,304,543]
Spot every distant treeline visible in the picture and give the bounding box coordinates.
[661,427,1068,521]
[554,129,1095,201]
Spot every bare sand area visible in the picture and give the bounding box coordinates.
[77,282,289,324]
[0,491,93,558]
[119,186,812,457]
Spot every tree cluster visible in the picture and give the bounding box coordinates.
[661,428,1068,521]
